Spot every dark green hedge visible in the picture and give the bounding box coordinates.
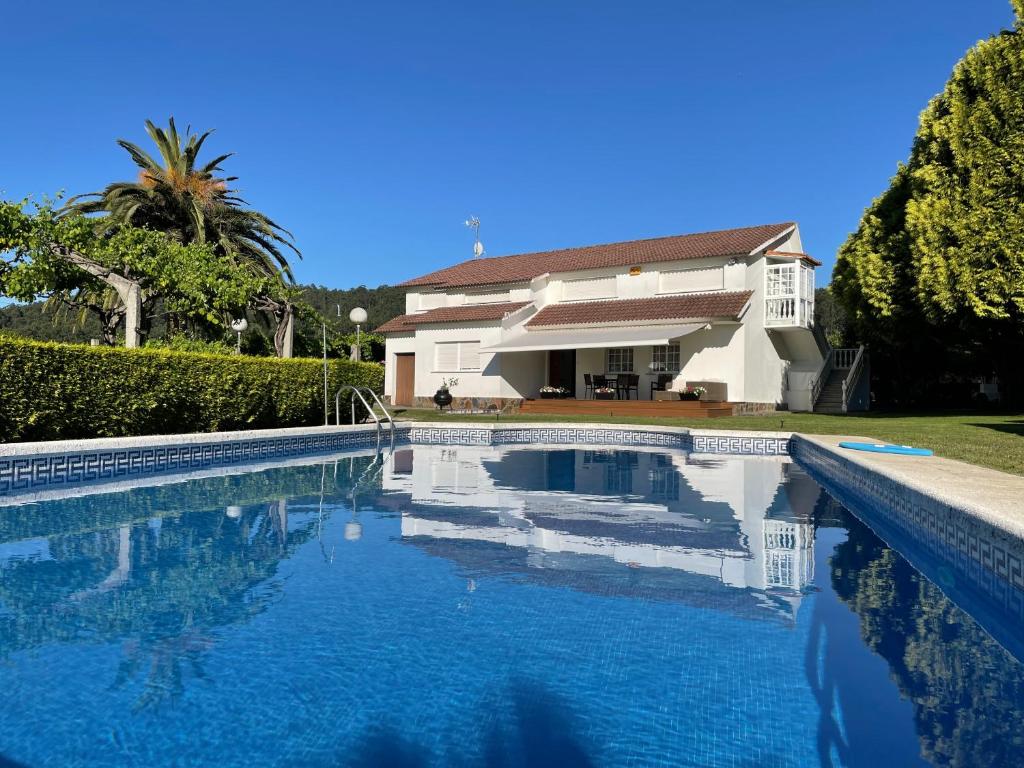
[0,335,384,442]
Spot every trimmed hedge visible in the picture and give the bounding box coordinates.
[0,335,384,442]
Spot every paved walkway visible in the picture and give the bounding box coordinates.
[800,434,1024,539]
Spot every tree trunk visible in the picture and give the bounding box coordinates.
[122,283,142,348]
[274,303,295,358]
[48,243,144,348]
[100,307,125,346]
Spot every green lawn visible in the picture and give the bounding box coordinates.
[392,408,1024,476]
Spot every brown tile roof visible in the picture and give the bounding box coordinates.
[526,291,753,328]
[376,302,530,334]
[766,250,823,267]
[374,314,418,334]
[401,223,795,289]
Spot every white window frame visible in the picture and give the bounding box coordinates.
[606,347,634,373]
[651,344,680,373]
[434,341,481,372]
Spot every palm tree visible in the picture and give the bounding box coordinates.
[66,118,300,353]
[69,118,299,279]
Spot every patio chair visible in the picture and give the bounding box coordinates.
[617,373,639,400]
[592,374,610,396]
[583,373,594,398]
[651,373,673,399]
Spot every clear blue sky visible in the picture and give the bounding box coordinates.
[2,0,1016,288]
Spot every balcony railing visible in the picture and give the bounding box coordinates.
[765,262,814,329]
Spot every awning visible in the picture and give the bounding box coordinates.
[480,323,705,353]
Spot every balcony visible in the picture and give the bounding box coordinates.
[765,262,814,329]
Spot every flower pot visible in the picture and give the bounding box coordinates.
[540,391,558,399]
[680,392,701,401]
[595,392,615,400]
[433,388,453,409]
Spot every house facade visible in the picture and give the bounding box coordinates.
[379,222,824,410]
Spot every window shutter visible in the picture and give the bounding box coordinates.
[658,267,724,294]
[465,291,509,304]
[419,293,446,310]
[459,342,481,371]
[564,276,616,301]
[435,342,459,371]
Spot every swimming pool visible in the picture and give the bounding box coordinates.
[1,442,1022,767]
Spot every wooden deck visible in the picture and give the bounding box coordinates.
[518,398,736,419]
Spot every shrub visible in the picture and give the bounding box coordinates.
[0,335,384,442]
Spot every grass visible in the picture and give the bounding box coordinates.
[392,408,1024,476]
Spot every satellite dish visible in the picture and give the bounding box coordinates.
[473,240,485,258]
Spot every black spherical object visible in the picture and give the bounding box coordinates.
[433,388,453,409]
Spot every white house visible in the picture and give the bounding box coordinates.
[379,222,825,410]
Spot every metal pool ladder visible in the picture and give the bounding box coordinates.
[335,385,396,455]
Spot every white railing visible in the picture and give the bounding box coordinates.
[810,349,834,407]
[841,346,866,412]
[833,348,859,369]
[765,263,814,328]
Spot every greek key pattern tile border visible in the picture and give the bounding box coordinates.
[0,430,399,494]
[792,437,1024,619]
[691,435,790,455]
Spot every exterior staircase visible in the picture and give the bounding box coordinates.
[812,369,848,413]
[810,346,869,413]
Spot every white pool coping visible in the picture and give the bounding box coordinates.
[797,434,1024,541]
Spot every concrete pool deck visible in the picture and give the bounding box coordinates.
[799,434,1024,540]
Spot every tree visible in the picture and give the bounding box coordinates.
[65,118,301,354]
[1,201,271,347]
[833,2,1024,403]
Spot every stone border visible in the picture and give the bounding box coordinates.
[0,425,409,496]
[0,422,795,497]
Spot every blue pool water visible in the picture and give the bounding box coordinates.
[0,445,1022,767]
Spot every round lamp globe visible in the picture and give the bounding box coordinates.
[349,307,368,324]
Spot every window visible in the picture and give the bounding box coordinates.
[465,290,510,304]
[434,341,481,371]
[651,344,680,373]
[564,276,616,301]
[419,292,446,310]
[658,266,724,294]
[606,347,633,373]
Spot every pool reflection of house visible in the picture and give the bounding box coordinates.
[380,445,817,621]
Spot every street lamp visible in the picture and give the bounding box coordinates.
[230,318,248,354]
[349,307,367,362]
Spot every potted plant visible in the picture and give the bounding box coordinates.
[540,385,570,399]
[594,386,616,400]
[434,377,458,410]
[680,385,705,402]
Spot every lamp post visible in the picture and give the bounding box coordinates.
[322,305,346,426]
[349,307,367,362]
[230,318,248,354]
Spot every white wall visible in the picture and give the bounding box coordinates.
[408,323,547,399]
[383,333,416,400]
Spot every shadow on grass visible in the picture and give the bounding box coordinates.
[966,420,1024,437]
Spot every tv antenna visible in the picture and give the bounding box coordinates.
[465,216,484,258]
